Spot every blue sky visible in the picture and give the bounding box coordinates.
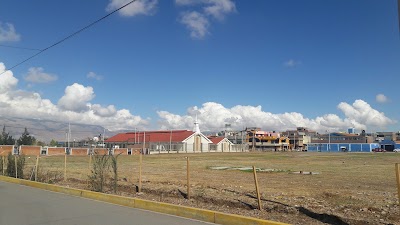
[0,0,399,134]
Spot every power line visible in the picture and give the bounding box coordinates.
[0,0,137,76]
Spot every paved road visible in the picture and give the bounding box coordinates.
[0,181,215,225]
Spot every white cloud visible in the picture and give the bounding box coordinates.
[175,0,198,5]
[91,104,117,117]
[87,72,103,81]
[204,0,236,20]
[0,63,18,93]
[180,11,210,39]
[376,94,388,103]
[24,67,58,84]
[0,62,149,131]
[0,22,20,42]
[337,100,394,127]
[157,100,395,133]
[57,83,95,112]
[106,0,158,17]
[0,63,149,131]
[1,60,395,135]
[176,0,236,39]
[284,59,301,68]
[176,0,236,19]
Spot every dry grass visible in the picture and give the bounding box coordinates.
[18,152,400,224]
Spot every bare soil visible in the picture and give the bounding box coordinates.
[21,152,400,225]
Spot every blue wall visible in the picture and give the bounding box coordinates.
[307,143,380,152]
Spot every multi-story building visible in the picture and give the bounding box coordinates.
[245,127,290,151]
[281,127,316,151]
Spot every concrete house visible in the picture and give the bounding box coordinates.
[208,136,234,152]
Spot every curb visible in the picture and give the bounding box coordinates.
[0,176,288,225]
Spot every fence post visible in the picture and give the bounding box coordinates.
[187,157,190,200]
[252,166,262,210]
[396,163,400,206]
[35,156,39,181]
[14,155,18,178]
[64,154,67,181]
[138,152,142,192]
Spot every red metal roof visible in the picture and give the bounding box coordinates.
[105,130,195,143]
[208,136,225,144]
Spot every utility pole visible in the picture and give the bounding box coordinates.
[328,131,331,151]
[169,129,172,153]
[67,123,71,150]
[252,130,255,151]
[143,131,146,154]
[102,128,105,148]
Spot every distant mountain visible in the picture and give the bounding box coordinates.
[0,116,119,144]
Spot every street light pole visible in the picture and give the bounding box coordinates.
[328,130,331,151]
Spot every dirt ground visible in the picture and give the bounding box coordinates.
[19,152,400,225]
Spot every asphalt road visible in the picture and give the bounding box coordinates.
[0,181,215,225]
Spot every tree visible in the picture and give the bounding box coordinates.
[0,125,15,145]
[17,128,36,146]
[49,139,58,147]
[36,141,46,146]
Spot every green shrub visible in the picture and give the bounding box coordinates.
[110,154,120,193]
[88,153,110,192]
[88,153,120,193]
[6,153,25,178]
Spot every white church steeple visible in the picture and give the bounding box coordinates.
[194,115,201,134]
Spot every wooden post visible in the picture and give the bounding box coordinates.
[35,156,39,181]
[64,154,67,181]
[138,152,142,192]
[14,155,18,178]
[252,166,262,210]
[396,163,400,206]
[187,157,190,200]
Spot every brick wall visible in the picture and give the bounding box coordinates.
[0,145,14,156]
[131,148,140,155]
[47,147,66,156]
[20,146,41,156]
[70,148,89,155]
[93,148,109,155]
[113,148,128,155]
